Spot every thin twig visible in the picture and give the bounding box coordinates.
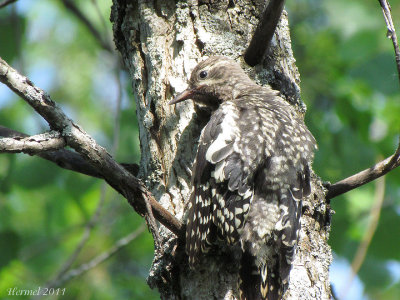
[0,0,17,9]
[43,184,108,292]
[111,66,123,156]
[91,0,112,46]
[0,131,66,154]
[379,0,400,86]
[0,56,183,236]
[339,175,385,299]
[144,191,162,250]
[61,0,113,53]
[244,0,285,66]
[37,224,146,292]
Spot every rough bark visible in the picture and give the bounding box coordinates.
[111,1,332,299]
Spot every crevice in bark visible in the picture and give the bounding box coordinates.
[148,237,183,299]
[136,34,149,107]
[110,0,131,61]
[111,1,332,299]
[188,8,205,55]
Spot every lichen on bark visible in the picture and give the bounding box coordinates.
[111,1,332,299]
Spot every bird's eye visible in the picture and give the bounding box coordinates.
[199,70,208,79]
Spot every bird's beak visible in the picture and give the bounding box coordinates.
[169,89,195,105]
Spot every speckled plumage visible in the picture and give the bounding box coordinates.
[170,56,316,300]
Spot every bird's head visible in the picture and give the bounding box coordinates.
[169,56,254,109]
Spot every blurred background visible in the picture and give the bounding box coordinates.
[0,0,399,299]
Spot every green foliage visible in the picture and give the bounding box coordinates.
[1,0,400,299]
[0,1,154,299]
[288,0,400,298]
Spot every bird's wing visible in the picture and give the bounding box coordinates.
[186,102,254,265]
[185,99,317,267]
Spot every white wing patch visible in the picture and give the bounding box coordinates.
[212,160,226,183]
[205,103,240,165]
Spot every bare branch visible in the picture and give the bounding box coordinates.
[379,0,400,86]
[0,131,66,154]
[244,0,285,67]
[0,126,104,178]
[326,140,400,199]
[327,1,400,200]
[0,126,139,183]
[0,0,17,9]
[0,56,183,236]
[41,70,125,290]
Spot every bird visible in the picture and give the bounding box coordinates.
[169,56,316,300]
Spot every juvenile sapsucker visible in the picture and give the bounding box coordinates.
[170,56,316,300]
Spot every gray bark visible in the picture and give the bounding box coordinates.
[111,1,332,299]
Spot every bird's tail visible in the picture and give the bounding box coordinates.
[239,251,260,300]
[260,262,282,300]
[239,251,283,300]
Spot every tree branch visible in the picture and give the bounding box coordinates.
[326,140,400,199]
[43,90,123,291]
[0,131,66,154]
[327,0,400,200]
[0,0,17,9]
[244,0,285,66]
[0,126,140,185]
[0,126,104,178]
[0,56,183,236]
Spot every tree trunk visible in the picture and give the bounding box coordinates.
[111,1,332,299]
